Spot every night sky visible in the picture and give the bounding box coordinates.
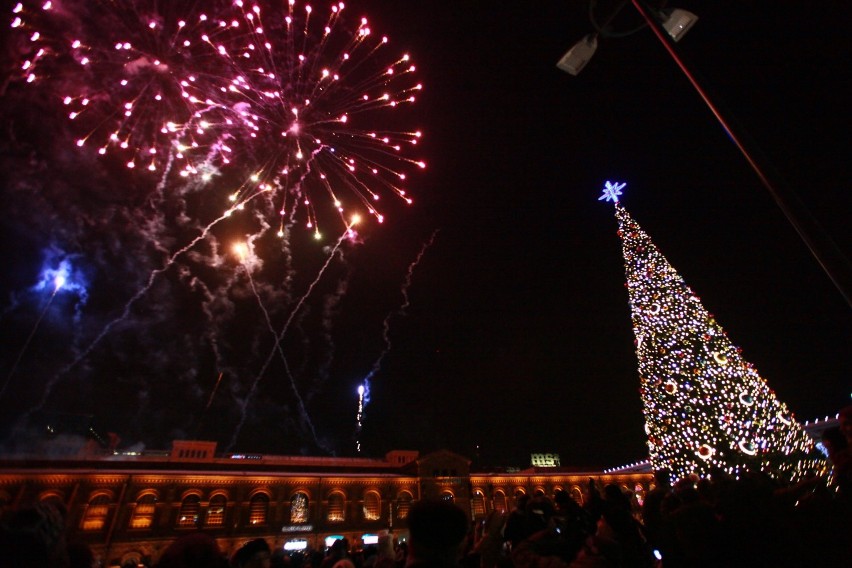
[1,0,850,470]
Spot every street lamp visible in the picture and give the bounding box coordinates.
[558,1,852,308]
[557,5,697,75]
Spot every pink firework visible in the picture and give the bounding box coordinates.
[10,1,238,175]
[9,0,426,233]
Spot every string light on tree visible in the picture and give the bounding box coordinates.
[602,181,825,484]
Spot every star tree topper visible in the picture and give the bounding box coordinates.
[599,180,626,203]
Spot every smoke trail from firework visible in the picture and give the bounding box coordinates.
[353,230,437,452]
[226,222,357,452]
[361,231,438,395]
[12,204,248,435]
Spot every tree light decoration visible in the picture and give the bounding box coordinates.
[605,184,825,484]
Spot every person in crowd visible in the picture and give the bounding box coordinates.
[271,548,290,568]
[470,508,507,568]
[153,532,228,568]
[502,494,530,549]
[510,495,588,568]
[822,425,851,493]
[372,531,397,568]
[394,541,408,568]
[0,500,70,567]
[66,540,97,568]
[404,499,469,568]
[232,538,272,568]
[321,538,354,568]
[839,405,852,446]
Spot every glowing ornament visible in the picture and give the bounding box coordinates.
[738,440,757,456]
[696,445,715,460]
[712,352,728,365]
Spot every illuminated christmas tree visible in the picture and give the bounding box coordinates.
[600,182,825,484]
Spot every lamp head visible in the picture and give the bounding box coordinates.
[661,8,698,42]
[556,34,598,76]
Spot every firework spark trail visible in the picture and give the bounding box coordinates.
[355,383,366,453]
[236,243,306,415]
[0,280,63,402]
[226,223,355,452]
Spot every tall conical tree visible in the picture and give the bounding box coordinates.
[599,182,825,484]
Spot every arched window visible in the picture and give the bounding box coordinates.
[39,492,65,511]
[533,488,545,497]
[290,492,309,524]
[441,491,454,503]
[129,493,156,529]
[177,495,201,527]
[396,491,412,520]
[81,494,111,531]
[206,494,227,527]
[327,492,345,522]
[363,491,381,521]
[471,490,486,518]
[513,488,526,509]
[493,490,507,513]
[249,493,270,525]
[570,486,584,506]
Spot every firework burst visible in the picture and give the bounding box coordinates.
[10,0,426,234]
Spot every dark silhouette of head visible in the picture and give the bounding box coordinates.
[155,532,228,568]
[406,499,468,567]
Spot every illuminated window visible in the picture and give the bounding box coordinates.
[396,492,412,520]
[177,495,201,527]
[81,495,110,531]
[206,494,226,527]
[441,491,454,503]
[471,490,485,518]
[327,492,345,522]
[129,494,156,529]
[290,492,309,524]
[363,492,381,521]
[249,494,269,525]
[492,491,507,513]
